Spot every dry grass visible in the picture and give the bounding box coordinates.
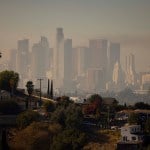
[83,129,120,150]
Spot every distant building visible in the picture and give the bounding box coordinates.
[107,42,120,82]
[116,109,150,121]
[64,39,73,91]
[86,68,105,92]
[31,37,50,79]
[141,73,150,90]
[89,39,108,70]
[125,53,137,86]
[54,28,64,88]
[30,37,50,91]
[16,39,29,80]
[112,61,125,91]
[72,47,90,81]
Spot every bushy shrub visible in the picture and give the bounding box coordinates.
[16,110,40,128]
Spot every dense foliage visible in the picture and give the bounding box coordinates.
[134,102,150,110]
[43,101,55,113]
[17,110,40,129]
[51,129,86,150]
[11,97,87,150]
[0,70,19,92]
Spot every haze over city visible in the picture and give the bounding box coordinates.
[0,1,150,149]
[0,0,150,94]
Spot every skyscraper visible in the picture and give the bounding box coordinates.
[107,42,120,81]
[16,39,29,79]
[64,39,73,90]
[125,53,136,86]
[86,68,105,92]
[40,36,51,71]
[74,47,89,77]
[89,39,108,88]
[112,61,125,91]
[31,36,50,79]
[54,28,64,88]
[89,39,108,69]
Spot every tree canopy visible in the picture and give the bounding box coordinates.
[17,110,40,129]
[43,101,55,113]
[134,102,150,110]
[26,81,34,96]
[0,70,19,92]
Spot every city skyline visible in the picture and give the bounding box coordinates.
[0,0,150,72]
[0,28,150,93]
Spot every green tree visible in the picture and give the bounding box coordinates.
[0,70,19,92]
[43,101,55,113]
[51,102,84,129]
[65,104,83,129]
[51,108,66,127]
[134,102,150,110]
[56,96,73,108]
[26,81,34,96]
[17,110,40,129]
[87,94,102,103]
[51,129,86,150]
[26,81,34,109]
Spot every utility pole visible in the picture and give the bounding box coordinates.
[107,106,110,129]
[37,78,43,107]
[47,79,50,98]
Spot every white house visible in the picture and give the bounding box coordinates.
[121,125,143,142]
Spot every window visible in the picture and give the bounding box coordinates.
[132,137,136,141]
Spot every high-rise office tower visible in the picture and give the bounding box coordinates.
[31,36,50,79]
[89,39,108,69]
[73,47,90,77]
[31,43,43,78]
[54,28,64,88]
[40,36,51,70]
[64,39,73,90]
[107,42,120,81]
[125,53,136,85]
[16,39,29,79]
[112,61,124,91]
[89,39,108,89]
[31,37,51,92]
[86,68,105,92]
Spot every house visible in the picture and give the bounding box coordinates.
[117,125,143,150]
[121,125,143,142]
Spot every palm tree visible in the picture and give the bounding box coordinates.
[26,81,34,109]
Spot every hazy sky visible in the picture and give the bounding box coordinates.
[0,0,150,71]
